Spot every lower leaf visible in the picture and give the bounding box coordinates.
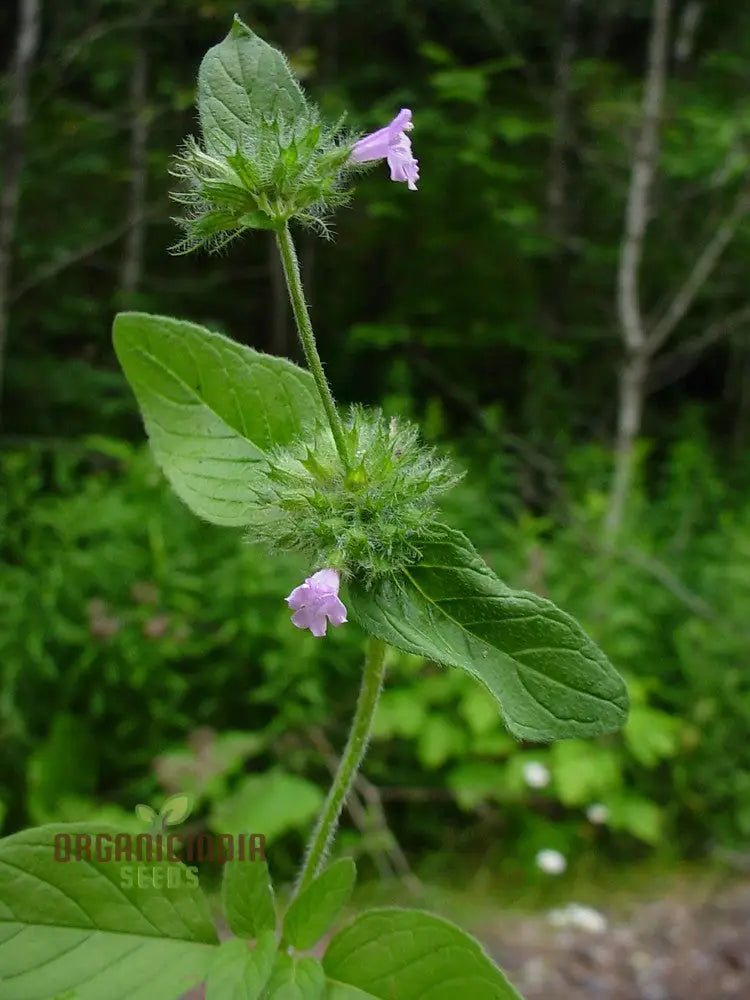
[349,524,628,742]
[323,907,523,1000]
[0,823,218,1000]
[206,934,277,1000]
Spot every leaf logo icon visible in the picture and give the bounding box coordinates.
[135,793,193,832]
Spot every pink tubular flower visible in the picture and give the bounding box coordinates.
[350,108,419,191]
[286,568,348,638]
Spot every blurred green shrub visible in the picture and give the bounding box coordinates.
[2,432,749,867]
[0,440,362,847]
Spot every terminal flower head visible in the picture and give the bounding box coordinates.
[350,108,419,190]
[286,568,348,638]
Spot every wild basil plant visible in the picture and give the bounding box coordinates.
[0,18,628,1000]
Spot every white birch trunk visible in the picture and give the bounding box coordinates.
[0,0,41,407]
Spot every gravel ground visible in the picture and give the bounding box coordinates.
[483,880,750,1000]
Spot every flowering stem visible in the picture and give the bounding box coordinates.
[276,224,350,469]
[294,635,388,895]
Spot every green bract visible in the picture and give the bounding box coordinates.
[170,15,354,250]
[248,407,462,583]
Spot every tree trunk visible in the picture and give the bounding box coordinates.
[605,0,671,542]
[605,0,747,540]
[605,352,649,539]
[674,1,702,66]
[0,0,41,410]
[546,0,580,252]
[119,17,150,299]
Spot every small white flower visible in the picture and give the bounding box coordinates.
[522,760,550,789]
[586,803,609,825]
[548,903,607,934]
[535,848,567,875]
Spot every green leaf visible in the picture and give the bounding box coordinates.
[323,908,522,1000]
[606,794,663,844]
[198,15,307,155]
[349,524,628,742]
[206,933,277,1000]
[551,740,621,805]
[325,985,377,1000]
[371,689,426,740]
[266,953,325,1000]
[210,770,323,843]
[113,312,324,527]
[417,715,467,769]
[625,705,681,767]
[0,823,218,1000]
[159,792,193,826]
[447,761,509,810]
[222,855,276,939]
[283,858,356,950]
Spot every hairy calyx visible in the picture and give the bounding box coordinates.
[249,407,461,586]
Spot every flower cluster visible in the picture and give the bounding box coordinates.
[171,105,420,253]
[170,24,420,254]
[170,113,353,252]
[249,407,461,587]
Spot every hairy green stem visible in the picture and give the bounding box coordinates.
[276,224,350,469]
[294,636,388,894]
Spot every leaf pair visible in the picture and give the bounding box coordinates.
[212,854,356,998]
[216,851,522,999]
[222,851,356,952]
[211,909,524,1000]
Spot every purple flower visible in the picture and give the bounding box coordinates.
[350,108,419,191]
[286,568,348,638]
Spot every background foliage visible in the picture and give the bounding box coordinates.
[2,0,749,882]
